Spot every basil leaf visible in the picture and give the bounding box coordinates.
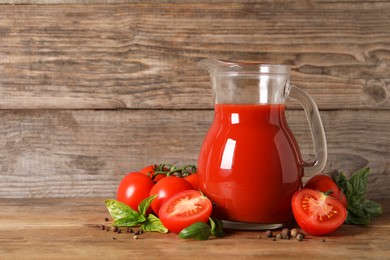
[105,199,139,221]
[113,217,141,227]
[179,222,211,240]
[332,170,348,193]
[209,218,224,237]
[348,168,369,197]
[138,194,157,216]
[334,168,383,226]
[140,214,168,233]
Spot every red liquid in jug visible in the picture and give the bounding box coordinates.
[198,104,303,224]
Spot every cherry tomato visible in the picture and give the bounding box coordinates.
[149,176,194,215]
[140,165,166,182]
[304,175,348,208]
[184,174,198,190]
[159,190,212,234]
[292,189,347,236]
[116,172,155,212]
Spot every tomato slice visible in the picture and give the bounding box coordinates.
[292,189,347,236]
[159,190,212,234]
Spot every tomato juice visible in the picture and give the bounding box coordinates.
[198,104,303,225]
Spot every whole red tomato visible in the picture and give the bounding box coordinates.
[304,175,348,208]
[159,190,212,234]
[184,174,198,190]
[292,189,347,236]
[140,164,167,182]
[116,172,155,211]
[149,176,194,215]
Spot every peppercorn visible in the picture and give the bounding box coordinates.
[281,228,290,239]
[296,233,304,241]
[265,230,273,238]
[290,228,298,238]
[100,225,105,230]
[275,234,282,240]
[105,217,109,222]
[112,226,118,232]
[127,228,134,233]
[134,229,143,235]
[133,235,138,239]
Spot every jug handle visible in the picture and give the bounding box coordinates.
[289,85,327,175]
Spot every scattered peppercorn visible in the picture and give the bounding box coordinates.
[322,238,326,242]
[112,226,118,232]
[105,218,109,222]
[133,235,139,239]
[112,237,116,240]
[134,230,143,235]
[296,233,304,241]
[127,228,134,233]
[100,225,105,230]
[117,229,122,234]
[265,230,273,238]
[281,228,290,239]
[275,234,282,239]
[290,228,298,238]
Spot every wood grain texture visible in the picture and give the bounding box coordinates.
[0,198,389,259]
[0,1,389,199]
[1,2,390,109]
[0,109,388,199]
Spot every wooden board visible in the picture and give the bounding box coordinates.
[0,198,388,259]
[0,109,388,199]
[0,2,389,110]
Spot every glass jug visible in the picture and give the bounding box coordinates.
[197,59,327,230]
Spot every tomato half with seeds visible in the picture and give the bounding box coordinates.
[159,190,212,234]
[304,175,348,208]
[292,189,347,236]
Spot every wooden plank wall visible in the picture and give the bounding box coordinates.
[0,1,389,199]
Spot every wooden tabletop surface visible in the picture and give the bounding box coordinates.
[0,198,388,259]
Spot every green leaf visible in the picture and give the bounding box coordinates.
[332,170,348,193]
[336,167,383,226]
[138,194,157,216]
[348,168,369,197]
[209,218,224,237]
[105,199,139,221]
[140,214,168,233]
[113,217,141,227]
[179,222,211,240]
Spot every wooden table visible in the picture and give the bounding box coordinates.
[0,198,388,259]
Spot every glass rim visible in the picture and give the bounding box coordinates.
[198,59,290,75]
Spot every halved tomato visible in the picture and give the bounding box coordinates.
[159,190,212,234]
[304,175,348,208]
[292,189,347,236]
